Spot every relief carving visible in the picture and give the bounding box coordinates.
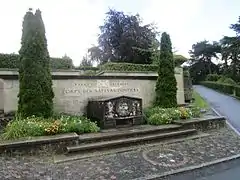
[105,97,141,118]
[105,101,114,118]
[116,101,130,117]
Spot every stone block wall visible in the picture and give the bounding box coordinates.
[0,68,185,114]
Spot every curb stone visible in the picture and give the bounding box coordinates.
[133,154,240,180]
[211,106,240,136]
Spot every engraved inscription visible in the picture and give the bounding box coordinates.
[73,83,94,87]
[63,81,139,96]
[97,80,110,88]
[110,82,128,86]
[72,81,128,88]
[63,87,140,96]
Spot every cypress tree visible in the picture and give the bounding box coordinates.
[18,9,54,118]
[155,32,177,107]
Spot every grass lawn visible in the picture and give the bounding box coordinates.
[192,90,209,109]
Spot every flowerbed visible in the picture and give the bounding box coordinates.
[145,106,202,125]
[1,115,100,140]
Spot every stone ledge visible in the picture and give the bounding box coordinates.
[0,133,79,155]
[173,116,226,131]
[0,74,159,80]
[54,132,210,164]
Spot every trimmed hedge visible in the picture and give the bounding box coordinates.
[0,53,73,69]
[235,86,240,98]
[206,74,222,81]
[76,66,99,71]
[50,57,74,69]
[0,54,184,73]
[217,77,236,85]
[200,81,240,98]
[0,53,19,68]
[99,62,158,72]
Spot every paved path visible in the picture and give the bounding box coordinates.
[196,166,240,180]
[194,85,240,133]
[194,85,240,180]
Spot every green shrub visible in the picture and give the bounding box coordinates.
[145,106,202,125]
[217,76,226,83]
[206,74,221,81]
[2,116,49,140]
[148,113,172,125]
[99,62,158,72]
[219,77,236,85]
[188,106,201,118]
[1,115,99,140]
[58,115,100,134]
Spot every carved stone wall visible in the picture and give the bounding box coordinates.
[1,69,184,114]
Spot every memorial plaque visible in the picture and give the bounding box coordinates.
[87,95,143,129]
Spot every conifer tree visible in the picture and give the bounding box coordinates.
[18,9,54,117]
[155,32,177,107]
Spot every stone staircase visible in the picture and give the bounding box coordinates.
[54,124,209,163]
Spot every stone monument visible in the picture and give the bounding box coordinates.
[87,96,143,129]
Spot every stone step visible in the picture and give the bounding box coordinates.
[67,129,197,153]
[55,132,209,163]
[78,124,182,143]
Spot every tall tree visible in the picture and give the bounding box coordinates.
[61,54,74,68]
[220,36,239,77]
[219,17,240,81]
[80,54,93,67]
[87,46,105,64]
[18,9,54,118]
[189,40,220,74]
[230,16,240,34]
[155,32,177,108]
[93,9,158,64]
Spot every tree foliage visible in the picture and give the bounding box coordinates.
[18,9,54,118]
[189,40,221,74]
[155,32,177,107]
[188,61,219,84]
[152,51,188,67]
[88,9,158,64]
[189,16,240,83]
[80,55,93,67]
[0,53,74,69]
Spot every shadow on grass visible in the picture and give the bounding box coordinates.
[192,90,209,109]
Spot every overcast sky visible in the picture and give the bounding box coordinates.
[0,0,239,66]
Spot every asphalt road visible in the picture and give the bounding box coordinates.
[196,166,240,180]
[194,85,240,133]
[194,85,240,180]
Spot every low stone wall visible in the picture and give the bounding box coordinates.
[0,133,79,155]
[0,68,185,115]
[0,116,226,156]
[173,116,226,131]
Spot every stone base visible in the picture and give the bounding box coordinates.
[0,133,79,155]
[173,116,226,131]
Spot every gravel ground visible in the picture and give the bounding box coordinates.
[1,126,240,180]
